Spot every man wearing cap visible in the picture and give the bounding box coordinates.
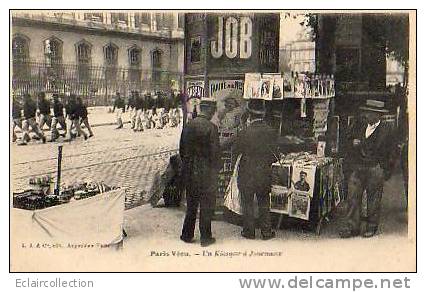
[50,93,67,142]
[65,94,88,141]
[294,171,310,192]
[37,92,52,130]
[112,92,126,129]
[340,99,395,238]
[77,96,94,138]
[22,93,46,144]
[235,99,277,240]
[179,98,220,247]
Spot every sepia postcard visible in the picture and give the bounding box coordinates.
[9,9,416,272]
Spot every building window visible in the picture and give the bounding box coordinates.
[135,12,150,27]
[12,35,29,63]
[104,43,118,66]
[84,13,103,22]
[54,12,75,20]
[44,37,62,65]
[104,43,118,82]
[77,41,91,64]
[155,13,172,30]
[76,41,92,81]
[12,35,30,80]
[190,37,201,63]
[178,13,184,29]
[155,13,163,29]
[128,47,142,84]
[111,13,128,26]
[129,47,141,66]
[152,49,162,82]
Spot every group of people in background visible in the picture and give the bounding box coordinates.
[112,91,182,131]
[12,91,94,145]
[12,89,185,145]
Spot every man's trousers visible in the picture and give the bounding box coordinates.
[39,114,52,130]
[22,117,45,141]
[240,186,273,237]
[344,164,384,232]
[51,116,67,140]
[181,184,216,241]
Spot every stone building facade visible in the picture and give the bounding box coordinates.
[11,11,185,104]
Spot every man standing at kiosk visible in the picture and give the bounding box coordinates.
[236,99,277,240]
[179,99,220,247]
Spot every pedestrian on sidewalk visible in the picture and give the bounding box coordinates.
[22,93,46,144]
[37,92,52,130]
[112,92,126,129]
[179,98,220,247]
[12,94,23,143]
[50,93,67,142]
[78,96,94,138]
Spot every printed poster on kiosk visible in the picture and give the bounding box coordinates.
[209,79,246,142]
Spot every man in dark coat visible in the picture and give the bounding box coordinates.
[134,92,144,132]
[340,100,395,238]
[235,99,277,240]
[37,92,52,130]
[112,92,126,129]
[77,96,94,138]
[178,91,188,127]
[12,94,23,143]
[50,93,67,141]
[179,99,220,247]
[21,93,46,144]
[127,91,137,129]
[65,94,87,141]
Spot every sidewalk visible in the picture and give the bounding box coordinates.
[14,170,411,271]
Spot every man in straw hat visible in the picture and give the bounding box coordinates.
[179,98,220,247]
[340,99,395,238]
[235,99,277,240]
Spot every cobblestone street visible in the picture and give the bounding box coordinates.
[11,113,181,209]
